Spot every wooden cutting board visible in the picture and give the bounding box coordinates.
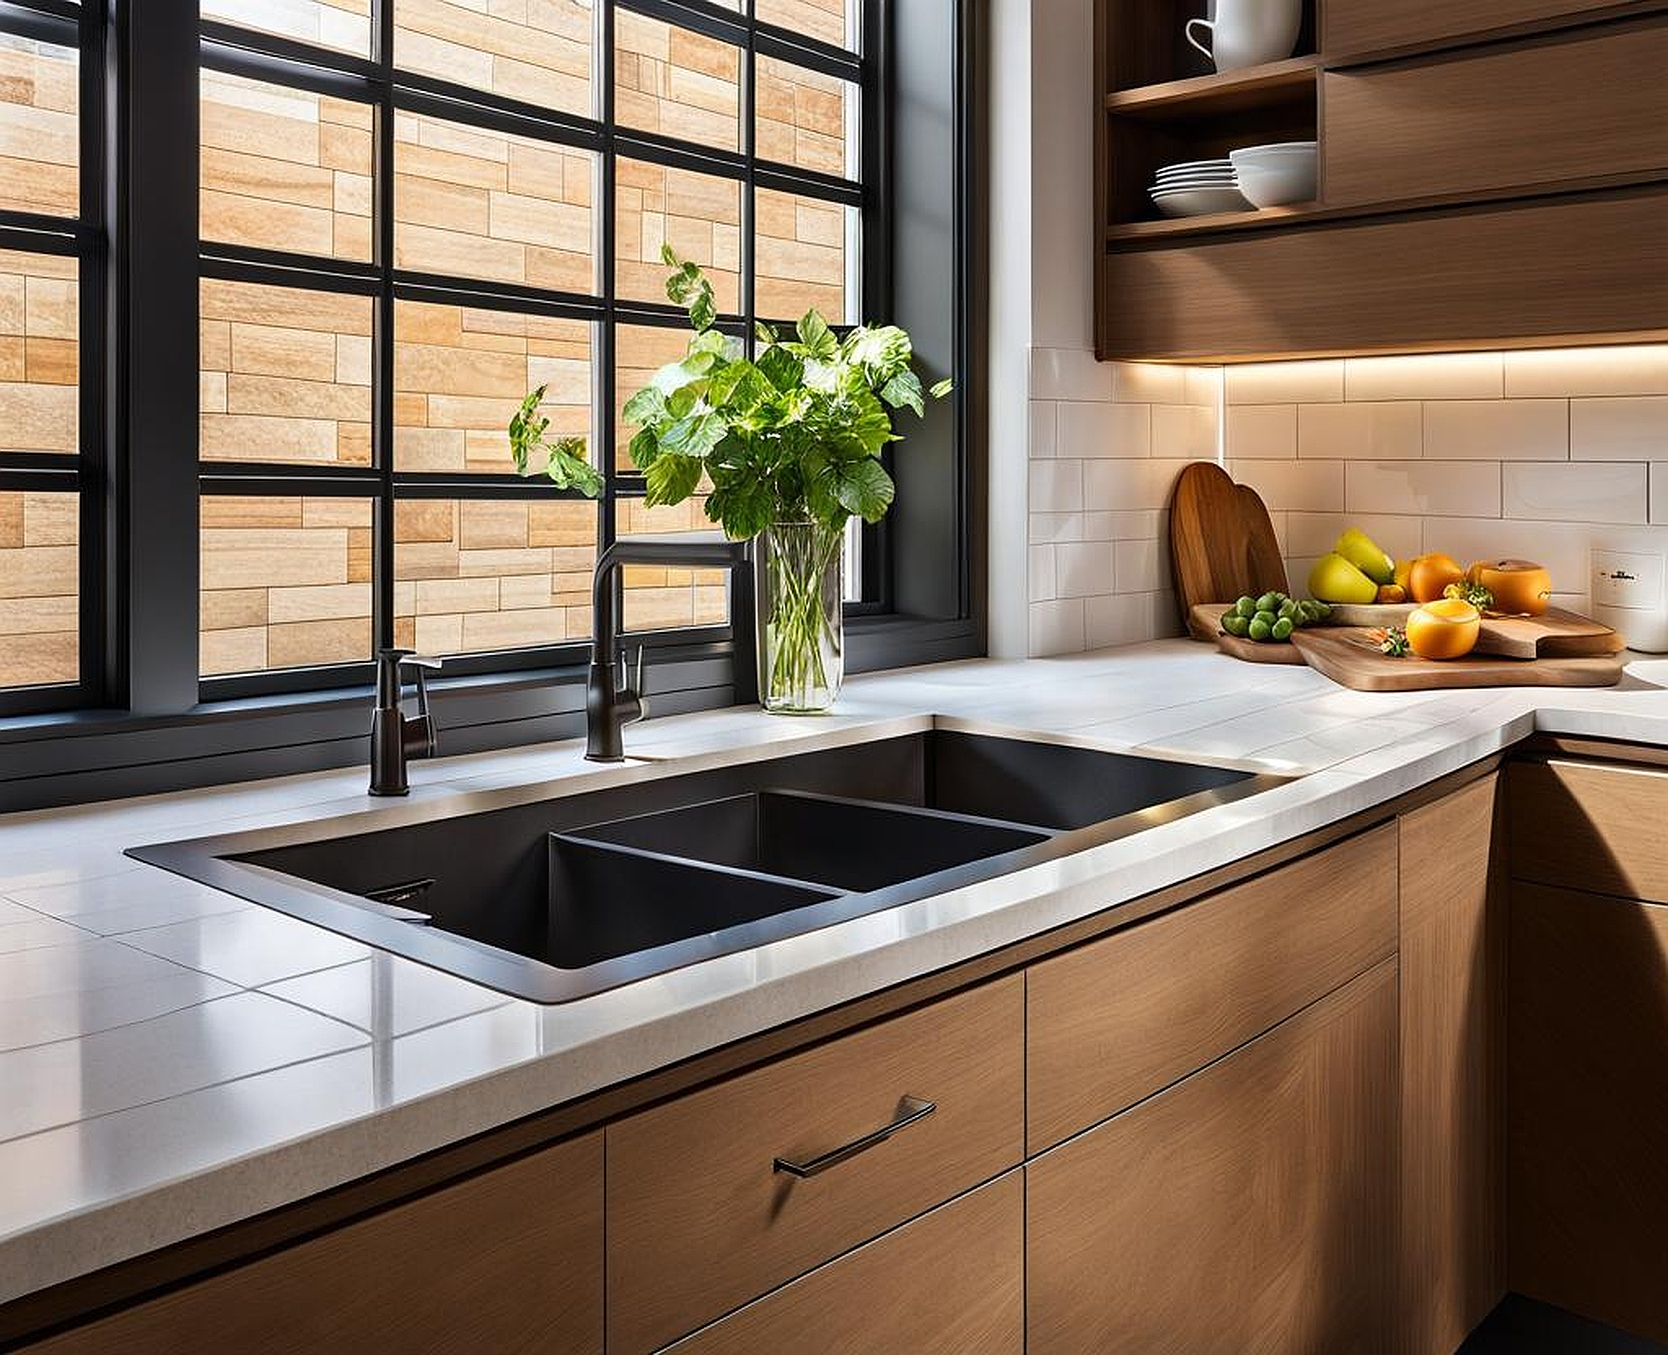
[1188,603,1307,665]
[1292,627,1626,691]
[1170,463,1288,641]
[1323,604,1624,659]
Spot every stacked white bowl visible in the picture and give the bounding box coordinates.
[1148,158,1251,218]
[1227,141,1317,207]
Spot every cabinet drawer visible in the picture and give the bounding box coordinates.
[1028,823,1397,1150]
[1510,758,1668,903]
[666,1172,1024,1354]
[1027,961,1398,1355]
[1324,23,1668,209]
[606,975,1024,1354]
[1098,186,1668,361]
[1324,0,1632,57]
[27,1132,603,1355]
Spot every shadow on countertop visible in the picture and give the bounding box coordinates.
[1460,1296,1668,1354]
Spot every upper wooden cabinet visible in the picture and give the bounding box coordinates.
[1323,20,1668,209]
[1095,0,1668,361]
[1323,0,1653,58]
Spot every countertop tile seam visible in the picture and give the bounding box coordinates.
[0,978,239,1055]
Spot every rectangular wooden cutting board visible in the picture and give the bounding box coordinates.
[1291,627,1626,691]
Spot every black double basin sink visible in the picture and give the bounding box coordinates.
[132,722,1288,1003]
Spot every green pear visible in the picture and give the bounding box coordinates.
[1309,552,1380,605]
[1335,528,1395,585]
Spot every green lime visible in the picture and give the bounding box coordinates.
[1272,616,1295,641]
[1248,616,1272,642]
[1278,600,1298,621]
[1221,613,1249,638]
[1235,597,1257,618]
[1255,592,1281,613]
[1254,609,1277,627]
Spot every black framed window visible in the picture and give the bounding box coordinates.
[0,0,105,716]
[194,0,874,698]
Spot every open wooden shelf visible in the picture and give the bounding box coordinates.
[1102,55,1318,120]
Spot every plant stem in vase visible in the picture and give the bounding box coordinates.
[759,520,844,713]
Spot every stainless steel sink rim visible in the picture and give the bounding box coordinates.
[128,717,1294,1005]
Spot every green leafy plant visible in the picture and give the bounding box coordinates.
[509,386,603,497]
[618,245,952,540]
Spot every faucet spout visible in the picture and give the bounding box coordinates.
[586,533,753,762]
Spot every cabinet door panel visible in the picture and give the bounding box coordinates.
[666,1173,1024,1355]
[1098,187,1668,361]
[1324,0,1637,56]
[1027,961,1398,1355]
[1399,775,1505,1354]
[607,976,1024,1355]
[1510,757,1668,904]
[27,1132,603,1355]
[1028,823,1396,1150]
[1324,23,1668,209]
[1509,882,1668,1343]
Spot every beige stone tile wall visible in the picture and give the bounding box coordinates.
[394,111,596,294]
[614,323,689,470]
[0,491,78,688]
[201,0,372,56]
[0,32,76,219]
[758,0,851,49]
[394,0,594,118]
[200,496,374,675]
[616,498,729,633]
[0,249,77,457]
[199,280,373,466]
[755,188,850,323]
[200,70,374,263]
[756,56,852,179]
[615,11,740,151]
[394,300,591,473]
[393,498,597,653]
[616,159,740,311]
[1223,346,1668,614]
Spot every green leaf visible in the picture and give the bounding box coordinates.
[879,369,923,417]
[508,384,550,475]
[754,319,779,348]
[706,476,776,541]
[689,287,717,334]
[621,385,667,427]
[659,409,727,459]
[543,437,604,498]
[644,452,704,508]
[834,456,894,522]
[844,325,911,375]
[756,344,804,394]
[628,426,661,470]
[795,309,838,361]
[929,376,955,399]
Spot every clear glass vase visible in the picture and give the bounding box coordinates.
[756,520,844,714]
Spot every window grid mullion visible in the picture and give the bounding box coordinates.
[373,0,397,660]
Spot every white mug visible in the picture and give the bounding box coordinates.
[1185,0,1301,72]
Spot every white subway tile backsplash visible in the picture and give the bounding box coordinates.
[1082,458,1193,512]
[1030,347,1115,402]
[1029,459,1083,512]
[1502,461,1647,525]
[1184,366,1224,408]
[1231,458,1345,513]
[1297,402,1422,460]
[1344,352,1504,401]
[1346,460,1502,518]
[1653,465,1668,526]
[1055,541,1116,597]
[1152,404,1218,460]
[1428,518,1596,584]
[1029,512,1083,544]
[1226,405,1297,460]
[1421,399,1568,461]
[1085,591,1176,649]
[1057,401,1152,459]
[1285,511,1424,562]
[1503,345,1668,398]
[1028,400,1058,458]
[1112,362,1187,405]
[1029,598,1086,657]
[1028,545,1056,602]
[1570,397,1668,461]
[1105,509,1163,540]
[1114,539,1161,593]
[1225,360,1344,405]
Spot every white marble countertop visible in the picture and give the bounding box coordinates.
[3,640,1668,1305]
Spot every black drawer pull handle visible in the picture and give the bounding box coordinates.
[772,1096,937,1179]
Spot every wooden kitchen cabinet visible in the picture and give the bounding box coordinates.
[665,1173,1024,1355]
[1509,881,1668,1344]
[1322,21,1668,210]
[1027,821,1396,1150]
[1510,755,1668,905]
[605,975,1024,1354]
[1322,0,1650,59]
[24,1130,604,1355]
[1026,960,1399,1355]
[1398,775,1505,1355]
